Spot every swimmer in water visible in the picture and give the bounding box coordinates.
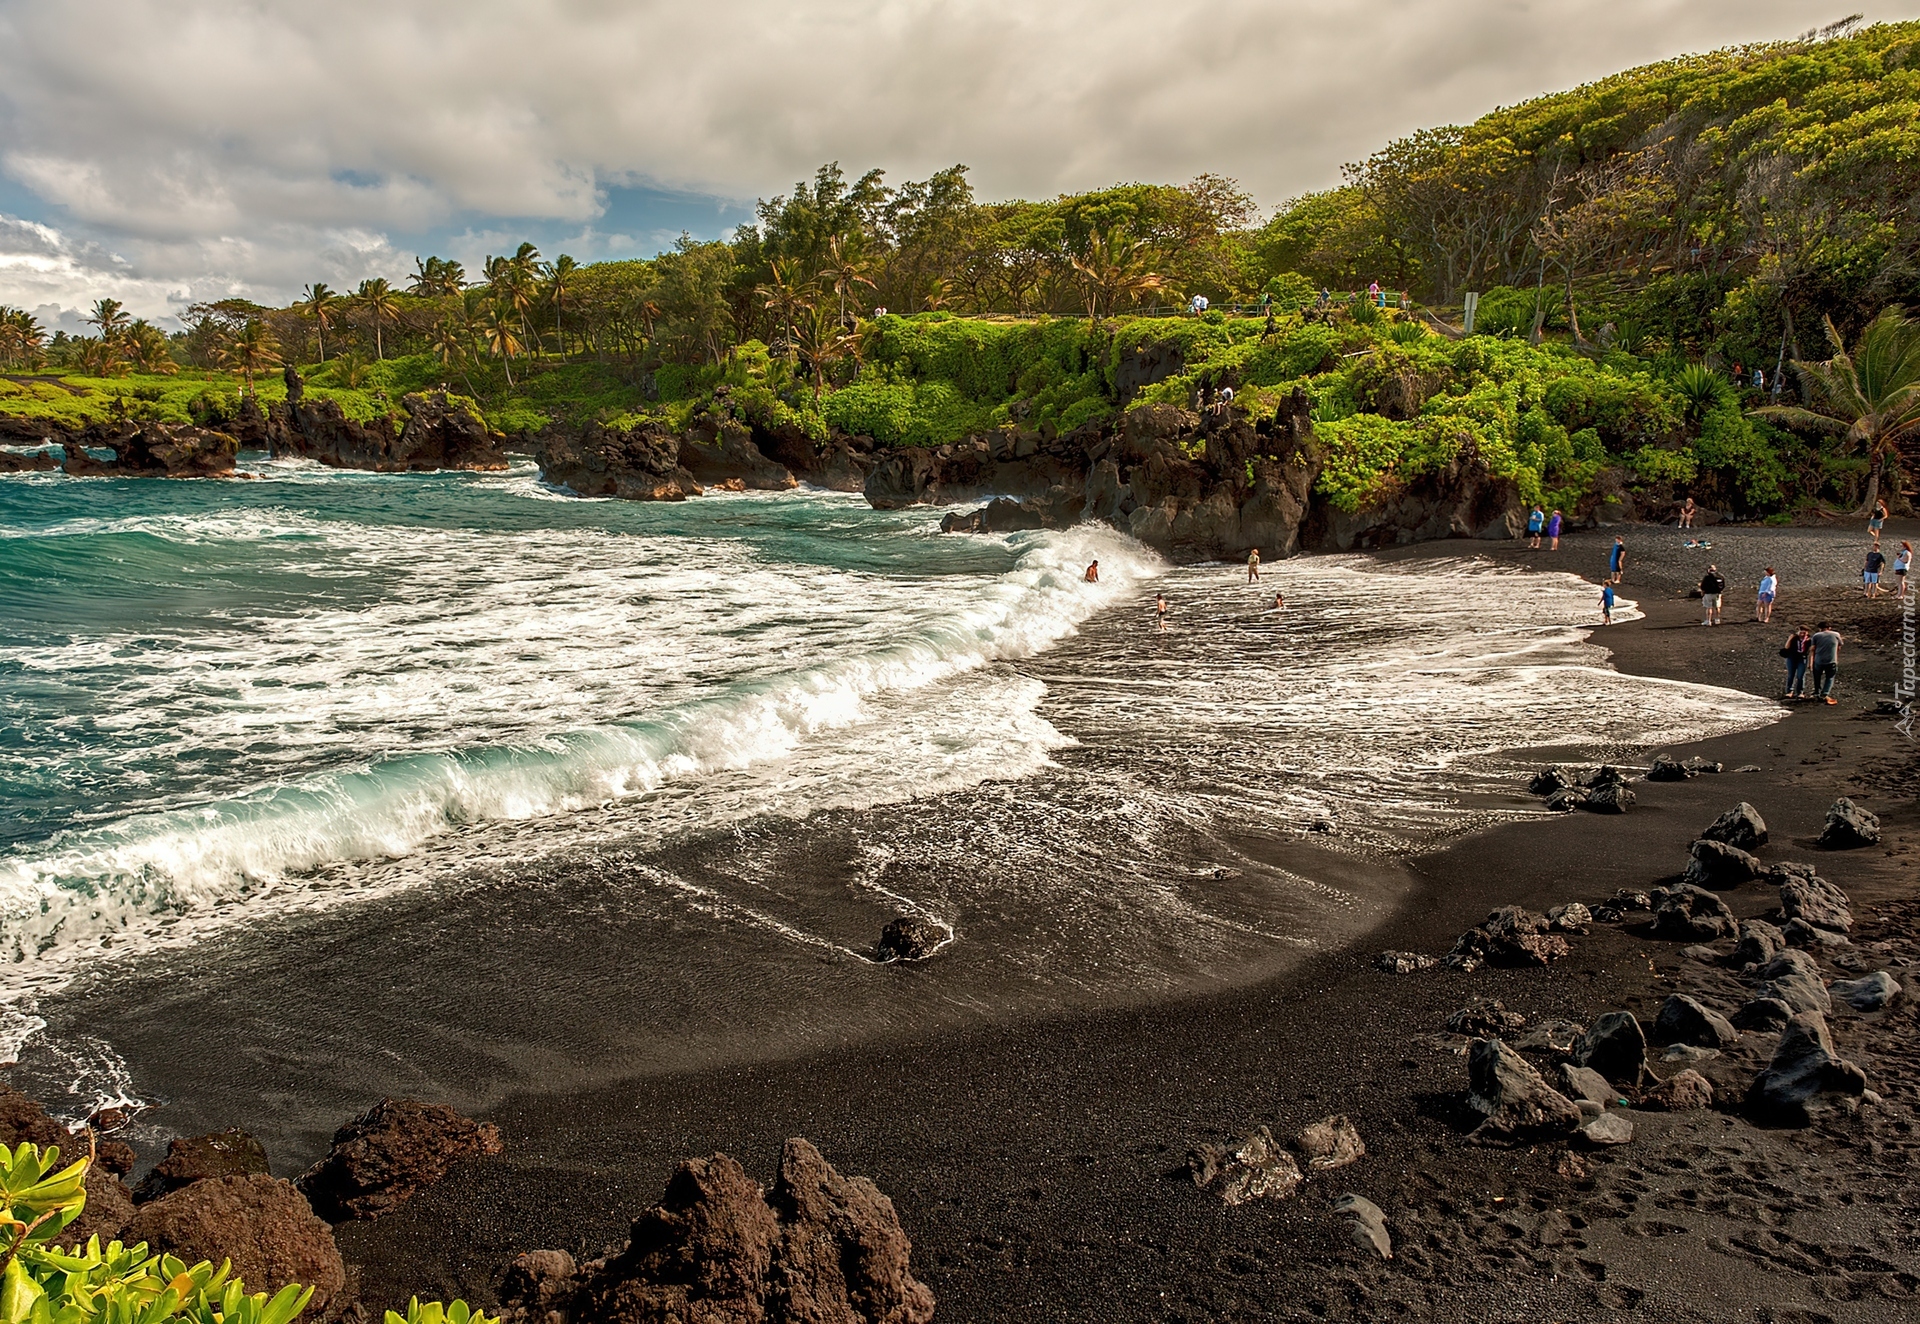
[1084,560,1099,583]
[1272,590,1285,611]
[1155,593,1169,631]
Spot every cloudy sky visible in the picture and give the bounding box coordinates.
[1,0,1913,328]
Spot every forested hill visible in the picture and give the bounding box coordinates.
[3,18,1918,519]
[1264,13,1920,366]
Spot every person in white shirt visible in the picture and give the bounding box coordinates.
[1756,567,1778,622]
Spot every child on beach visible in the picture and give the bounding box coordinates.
[1599,581,1615,625]
[1756,567,1777,623]
[1546,509,1563,550]
[1896,541,1913,599]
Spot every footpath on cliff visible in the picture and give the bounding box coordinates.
[313,519,1916,1324]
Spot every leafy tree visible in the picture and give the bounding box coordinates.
[1069,226,1165,322]
[1753,306,1920,511]
[297,283,339,363]
[216,319,282,396]
[86,298,131,343]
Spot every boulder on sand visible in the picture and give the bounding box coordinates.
[1730,919,1786,971]
[1779,874,1853,934]
[1645,754,1694,782]
[1527,767,1570,795]
[122,1176,346,1317]
[1445,1000,1526,1038]
[1573,1012,1652,1090]
[1466,1039,1582,1145]
[1830,971,1901,1012]
[1583,781,1635,814]
[1747,1012,1869,1125]
[1375,950,1437,974]
[1189,1127,1304,1205]
[1816,798,1879,849]
[1732,997,1796,1032]
[1445,906,1570,970]
[134,1129,271,1203]
[1752,949,1832,1016]
[1294,1115,1365,1171]
[1700,802,1768,852]
[1643,1069,1715,1111]
[540,1138,937,1324]
[877,916,943,962]
[1649,884,1736,941]
[1331,1194,1392,1260]
[297,1098,504,1222]
[1556,1064,1617,1108]
[1574,1112,1634,1147]
[1652,994,1739,1049]
[1683,839,1763,890]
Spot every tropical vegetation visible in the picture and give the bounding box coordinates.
[7,17,1920,515]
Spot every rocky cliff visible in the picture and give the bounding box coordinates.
[266,367,508,472]
[535,389,876,500]
[1,414,238,477]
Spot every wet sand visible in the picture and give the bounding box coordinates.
[323,520,1918,1323]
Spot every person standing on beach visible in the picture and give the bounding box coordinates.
[1864,544,1887,597]
[1679,496,1696,528]
[1810,622,1843,704]
[1155,593,1169,631]
[1526,504,1544,548]
[1608,535,1626,584]
[1896,541,1913,599]
[1247,548,1261,582]
[1600,581,1615,625]
[1869,499,1887,541]
[1084,560,1099,583]
[1546,509,1563,550]
[1756,567,1778,622]
[1700,564,1725,625]
[1783,625,1812,698]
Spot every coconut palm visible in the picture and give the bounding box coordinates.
[1069,227,1165,323]
[87,298,131,343]
[75,337,123,377]
[410,256,467,299]
[0,307,46,369]
[478,301,524,386]
[817,235,875,326]
[755,258,811,359]
[126,320,178,375]
[1752,307,1920,513]
[791,303,855,402]
[542,254,578,357]
[352,278,400,359]
[298,283,340,362]
[217,319,282,396]
[429,316,480,394]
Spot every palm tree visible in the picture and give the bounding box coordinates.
[0,307,46,369]
[217,319,282,396]
[87,298,131,343]
[298,282,339,363]
[478,301,524,386]
[755,258,811,359]
[543,254,578,357]
[817,235,875,326]
[410,256,467,298]
[1752,307,1920,514]
[510,242,542,352]
[127,320,178,375]
[353,278,399,359]
[1069,227,1166,323]
[792,304,855,403]
[429,316,480,394]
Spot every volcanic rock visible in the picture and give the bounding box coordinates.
[1573,1012,1652,1090]
[877,917,943,962]
[1330,1194,1392,1259]
[1466,1039,1582,1144]
[1816,798,1880,849]
[1575,1112,1635,1147]
[1652,994,1739,1049]
[1543,787,1589,813]
[1649,884,1736,941]
[1189,1127,1304,1205]
[122,1176,346,1317]
[1831,971,1901,1012]
[1556,1064,1617,1108]
[1645,754,1694,782]
[134,1129,271,1203]
[1730,919,1787,971]
[1700,802,1768,851]
[1732,998,1796,1031]
[1683,838,1763,890]
[1747,1012,1869,1125]
[1446,1000,1527,1038]
[1546,902,1592,934]
[1375,950,1437,975]
[1583,781,1635,814]
[1643,1069,1715,1111]
[297,1097,504,1222]
[1779,874,1853,933]
[1294,1115,1365,1171]
[1528,767,1571,795]
[1752,950,1832,1016]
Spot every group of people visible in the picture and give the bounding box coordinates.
[1525,506,1565,550]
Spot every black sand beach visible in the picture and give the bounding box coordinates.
[310,520,1918,1323]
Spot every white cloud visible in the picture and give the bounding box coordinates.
[2,0,1913,321]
